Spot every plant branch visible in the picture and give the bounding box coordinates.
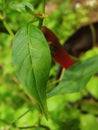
[89,24,96,47]
[3,20,14,37]
[43,0,46,14]
[10,107,33,127]
[38,0,46,28]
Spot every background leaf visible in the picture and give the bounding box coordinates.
[15,2,34,13]
[48,55,98,98]
[12,24,51,118]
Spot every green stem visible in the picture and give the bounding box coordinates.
[43,0,45,14]
[38,18,44,28]
[1,1,14,37]
[38,0,46,28]
[89,24,96,47]
[3,20,14,38]
[10,107,33,126]
[2,0,6,17]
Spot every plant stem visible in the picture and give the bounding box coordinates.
[38,0,46,28]
[10,107,33,127]
[89,24,96,47]
[38,18,44,29]
[1,0,14,37]
[3,20,14,38]
[43,0,46,14]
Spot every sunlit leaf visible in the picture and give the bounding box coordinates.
[12,23,51,118]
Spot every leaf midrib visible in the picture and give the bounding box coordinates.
[27,24,45,110]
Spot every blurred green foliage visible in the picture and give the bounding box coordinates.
[0,0,98,129]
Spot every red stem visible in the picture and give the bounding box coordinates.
[41,26,75,68]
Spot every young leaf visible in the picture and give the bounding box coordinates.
[12,2,34,13]
[12,24,51,118]
[47,55,98,98]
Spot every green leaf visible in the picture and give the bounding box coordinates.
[48,55,98,98]
[12,2,34,13]
[12,24,51,118]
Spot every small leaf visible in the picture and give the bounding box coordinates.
[12,24,51,118]
[12,2,34,13]
[48,55,98,98]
